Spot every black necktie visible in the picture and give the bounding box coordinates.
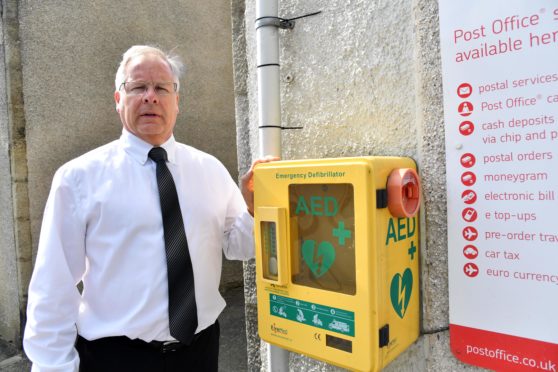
[148,147,198,344]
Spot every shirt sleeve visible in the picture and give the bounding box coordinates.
[222,176,255,261]
[23,167,86,372]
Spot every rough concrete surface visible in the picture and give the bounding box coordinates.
[0,6,24,346]
[243,260,262,371]
[411,0,450,333]
[0,48,20,346]
[218,286,249,371]
[0,339,30,371]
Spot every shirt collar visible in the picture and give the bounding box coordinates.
[120,129,177,165]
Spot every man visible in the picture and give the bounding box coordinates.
[23,45,272,371]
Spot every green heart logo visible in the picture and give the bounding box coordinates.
[302,240,336,278]
[390,268,413,318]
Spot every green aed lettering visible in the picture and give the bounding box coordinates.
[295,196,339,216]
[385,217,416,245]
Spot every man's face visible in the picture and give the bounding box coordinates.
[114,54,179,146]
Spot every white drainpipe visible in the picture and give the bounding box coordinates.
[255,0,290,371]
[256,0,282,159]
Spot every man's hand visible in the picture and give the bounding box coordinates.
[240,156,280,216]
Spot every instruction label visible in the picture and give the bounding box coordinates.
[440,1,558,371]
[269,294,355,337]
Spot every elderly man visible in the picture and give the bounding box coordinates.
[23,45,271,371]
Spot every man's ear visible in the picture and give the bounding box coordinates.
[114,91,121,112]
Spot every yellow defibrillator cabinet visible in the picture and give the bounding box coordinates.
[254,157,420,372]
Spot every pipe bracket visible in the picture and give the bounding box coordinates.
[255,11,321,30]
[259,125,304,130]
[255,17,295,30]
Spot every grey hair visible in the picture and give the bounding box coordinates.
[114,45,184,92]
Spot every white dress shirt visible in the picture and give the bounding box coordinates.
[23,129,255,372]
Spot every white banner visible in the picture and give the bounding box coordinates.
[440,1,558,370]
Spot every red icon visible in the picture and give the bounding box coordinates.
[461,171,476,186]
[458,101,473,117]
[457,83,473,99]
[461,189,477,204]
[459,121,474,136]
[463,262,479,277]
[463,245,478,259]
[462,226,478,241]
[460,153,476,168]
[462,207,478,222]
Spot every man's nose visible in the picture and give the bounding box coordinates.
[143,87,159,103]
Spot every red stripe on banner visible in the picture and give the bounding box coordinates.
[450,324,558,371]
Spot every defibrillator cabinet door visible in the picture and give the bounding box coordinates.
[288,183,356,296]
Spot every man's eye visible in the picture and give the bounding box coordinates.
[130,84,146,92]
[156,85,171,93]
